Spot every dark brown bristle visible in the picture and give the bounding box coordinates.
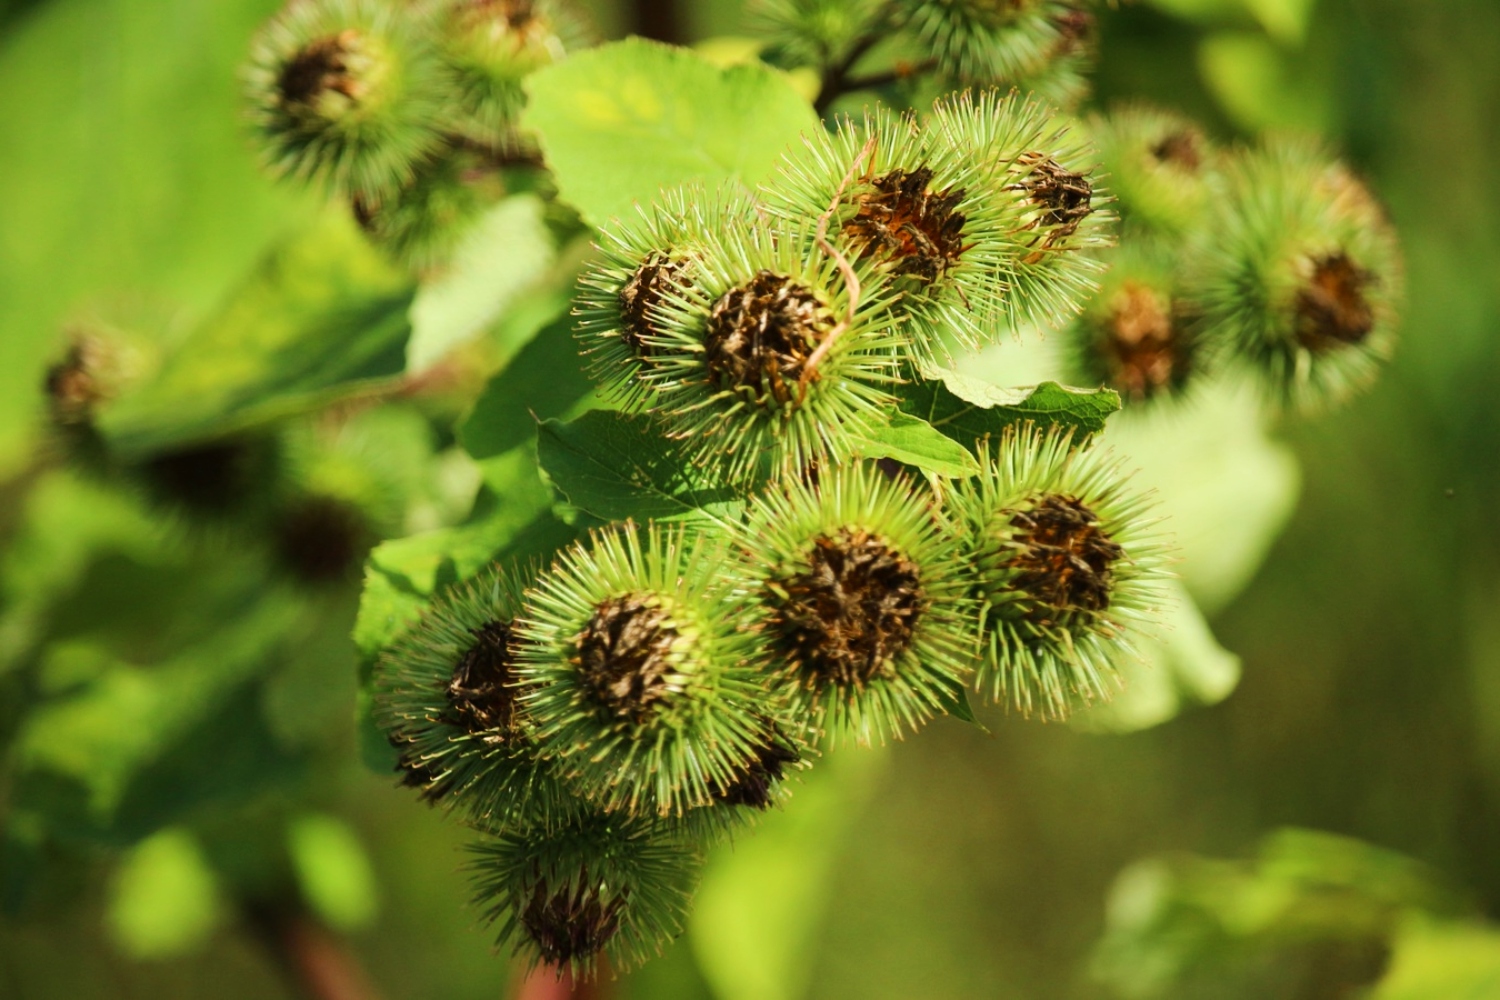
[447,619,521,735]
[770,527,925,688]
[521,878,625,965]
[844,167,969,285]
[704,270,832,404]
[618,252,690,355]
[1005,495,1123,620]
[279,31,363,110]
[1295,252,1376,351]
[573,594,680,722]
[1009,154,1094,255]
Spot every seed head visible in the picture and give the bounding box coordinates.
[713,731,802,810]
[1100,281,1189,401]
[619,252,692,356]
[704,271,832,404]
[1010,152,1094,251]
[573,594,682,724]
[771,527,926,689]
[448,619,522,734]
[521,875,626,966]
[843,167,970,286]
[1295,252,1376,351]
[278,30,370,115]
[272,494,372,584]
[1002,494,1124,620]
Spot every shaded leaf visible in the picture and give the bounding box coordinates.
[854,413,980,478]
[536,410,745,524]
[458,315,597,461]
[894,370,1121,451]
[98,213,413,458]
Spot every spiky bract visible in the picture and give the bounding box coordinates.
[896,0,1095,86]
[1185,138,1402,410]
[953,426,1169,719]
[1064,239,1203,406]
[469,809,701,977]
[735,463,975,745]
[375,564,573,826]
[751,0,890,71]
[245,0,450,199]
[763,108,1013,362]
[435,0,577,144]
[644,216,904,480]
[930,90,1113,335]
[1086,103,1218,236]
[515,524,774,817]
[352,144,505,270]
[573,184,762,410]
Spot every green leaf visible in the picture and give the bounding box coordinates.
[691,748,890,1000]
[458,315,597,461]
[97,212,414,458]
[523,38,819,224]
[854,413,980,478]
[1071,579,1242,735]
[894,370,1121,450]
[1373,919,1500,1000]
[536,410,745,524]
[106,828,221,960]
[0,0,316,474]
[287,814,378,932]
[406,194,556,373]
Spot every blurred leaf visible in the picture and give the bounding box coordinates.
[1102,384,1301,615]
[523,38,818,224]
[406,194,555,373]
[854,414,980,478]
[106,827,220,959]
[97,212,413,458]
[692,748,889,1000]
[0,0,316,473]
[12,595,305,843]
[1198,31,1329,132]
[895,371,1121,448]
[458,314,597,461]
[536,410,745,524]
[1373,918,1500,1000]
[1093,829,1469,998]
[288,814,378,932]
[1243,0,1313,44]
[1072,579,1241,734]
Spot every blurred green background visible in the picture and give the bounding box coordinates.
[3,0,1499,997]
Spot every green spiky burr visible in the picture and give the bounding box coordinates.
[734,462,977,745]
[952,426,1170,719]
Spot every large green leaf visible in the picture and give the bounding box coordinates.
[458,315,598,461]
[894,370,1121,449]
[0,0,317,474]
[536,409,745,524]
[97,212,414,458]
[1373,919,1500,1000]
[523,38,819,224]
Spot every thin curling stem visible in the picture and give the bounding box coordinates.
[801,135,878,397]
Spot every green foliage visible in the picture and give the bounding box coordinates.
[523,38,819,224]
[0,0,1418,989]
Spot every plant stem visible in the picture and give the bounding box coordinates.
[631,0,682,44]
[246,906,384,1000]
[813,1,921,115]
[514,965,613,1000]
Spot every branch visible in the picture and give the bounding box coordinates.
[246,906,384,1000]
[812,1,925,115]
